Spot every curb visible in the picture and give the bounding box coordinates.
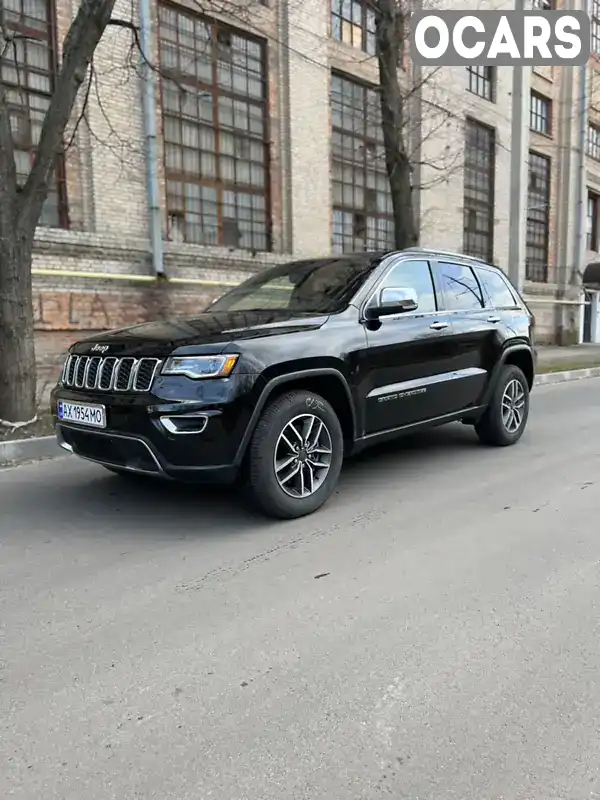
[1,367,599,469]
[0,435,65,468]
[534,366,600,386]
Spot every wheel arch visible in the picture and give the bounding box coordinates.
[234,368,357,466]
[481,344,534,408]
[501,346,535,390]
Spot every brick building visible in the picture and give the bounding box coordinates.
[3,0,595,392]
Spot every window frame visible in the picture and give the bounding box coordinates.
[529,91,552,136]
[593,0,600,54]
[365,257,439,314]
[330,0,377,56]
[474,266,520,310]
[463,118,496,264]
[588,123,600,162]
[466,66,495,102]
[331,70,394,254]
[157,1,272,251]
[360,255,442,319]
[0,0,68,228]
[588,191,600,252]
[526,150,551,283]
[435,260,485,312]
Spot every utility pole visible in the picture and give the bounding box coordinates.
[571,0,589,337]
[507,0,528,294]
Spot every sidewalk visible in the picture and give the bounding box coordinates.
[537,344,600,372]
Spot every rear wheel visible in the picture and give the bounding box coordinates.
[475,364,530,447]
[245,390,344,519]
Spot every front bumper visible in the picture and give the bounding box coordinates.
[50,372,264,483]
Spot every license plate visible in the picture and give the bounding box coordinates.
[58,400,106,428]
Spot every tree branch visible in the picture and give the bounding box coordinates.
[16,0,117,236]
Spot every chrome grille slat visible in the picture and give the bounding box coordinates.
[114,357,136,391]
[75,357,86,388]
[65,355,77,385]
[61,355,161,394]
[99,357,118,390]
[133,358,161,392]
[85,357,102,389]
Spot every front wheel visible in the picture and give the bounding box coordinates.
[475,364,530,447]
[245,390,344,519]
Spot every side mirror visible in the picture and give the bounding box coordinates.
[365,286,419,320]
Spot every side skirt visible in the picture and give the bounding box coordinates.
[350,406,487,455]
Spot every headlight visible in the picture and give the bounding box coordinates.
[161,354,239,379]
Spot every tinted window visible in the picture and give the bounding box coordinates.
[375,259,437,313]
[476,268,518,308]
[209,254,385,314]
[437,262,483,310]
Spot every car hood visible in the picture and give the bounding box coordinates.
[71,309,330,357]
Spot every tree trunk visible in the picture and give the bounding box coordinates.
[0,0,117,423]
[0,228,36,423]
[375,0,418,250]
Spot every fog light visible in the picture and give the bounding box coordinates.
[159,414,209,435]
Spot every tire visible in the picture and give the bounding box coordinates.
[245,389,344,519]
[475,364,530,447]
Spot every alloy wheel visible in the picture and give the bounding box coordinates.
[501,378,526,434]
[273,413,333,498]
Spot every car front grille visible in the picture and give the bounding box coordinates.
[61,355,162,393]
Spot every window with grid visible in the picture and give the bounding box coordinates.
[158,5,270,251]
[466,66,495,102]
[593,0,600,54]
[529,92,551,135]
[463,119,495,264]
[331,0,376,55]
[331,73,394,254]
[526,152,551,283]
[588,191,599,251]
[0,0,66,227]
[588,123,600,161]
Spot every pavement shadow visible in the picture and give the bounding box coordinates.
[0,422,481,541]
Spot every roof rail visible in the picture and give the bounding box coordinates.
[405,247,490,265]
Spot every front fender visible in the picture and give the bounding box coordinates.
[233,367,357,466]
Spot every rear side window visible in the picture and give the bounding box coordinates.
[475,268,518,308]
[437,262,484,310]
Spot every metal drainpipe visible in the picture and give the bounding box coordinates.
[279,0,293,253]
[139,0,165,276]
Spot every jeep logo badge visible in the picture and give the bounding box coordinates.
[90,344,109,354]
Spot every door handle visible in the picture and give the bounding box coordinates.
[429,321,449,330]
[487,316,501,323]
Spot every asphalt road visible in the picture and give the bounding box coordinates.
[2,378,600,800]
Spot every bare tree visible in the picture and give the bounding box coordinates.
[374,0,418,250]
[0,0,119,425]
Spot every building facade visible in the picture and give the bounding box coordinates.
[2,0,594,391]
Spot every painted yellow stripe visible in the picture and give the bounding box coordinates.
[31,268,240,288]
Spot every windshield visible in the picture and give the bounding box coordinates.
[207,254,388,315]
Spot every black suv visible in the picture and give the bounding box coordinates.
[51,248,535,519]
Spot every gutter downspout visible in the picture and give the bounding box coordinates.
[507,0,526,294]
[279,0,293,253]
[139,0,165,277]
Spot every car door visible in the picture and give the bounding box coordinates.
[474,265,532,341]
[432,259,499,412]
[362,257,457,434]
